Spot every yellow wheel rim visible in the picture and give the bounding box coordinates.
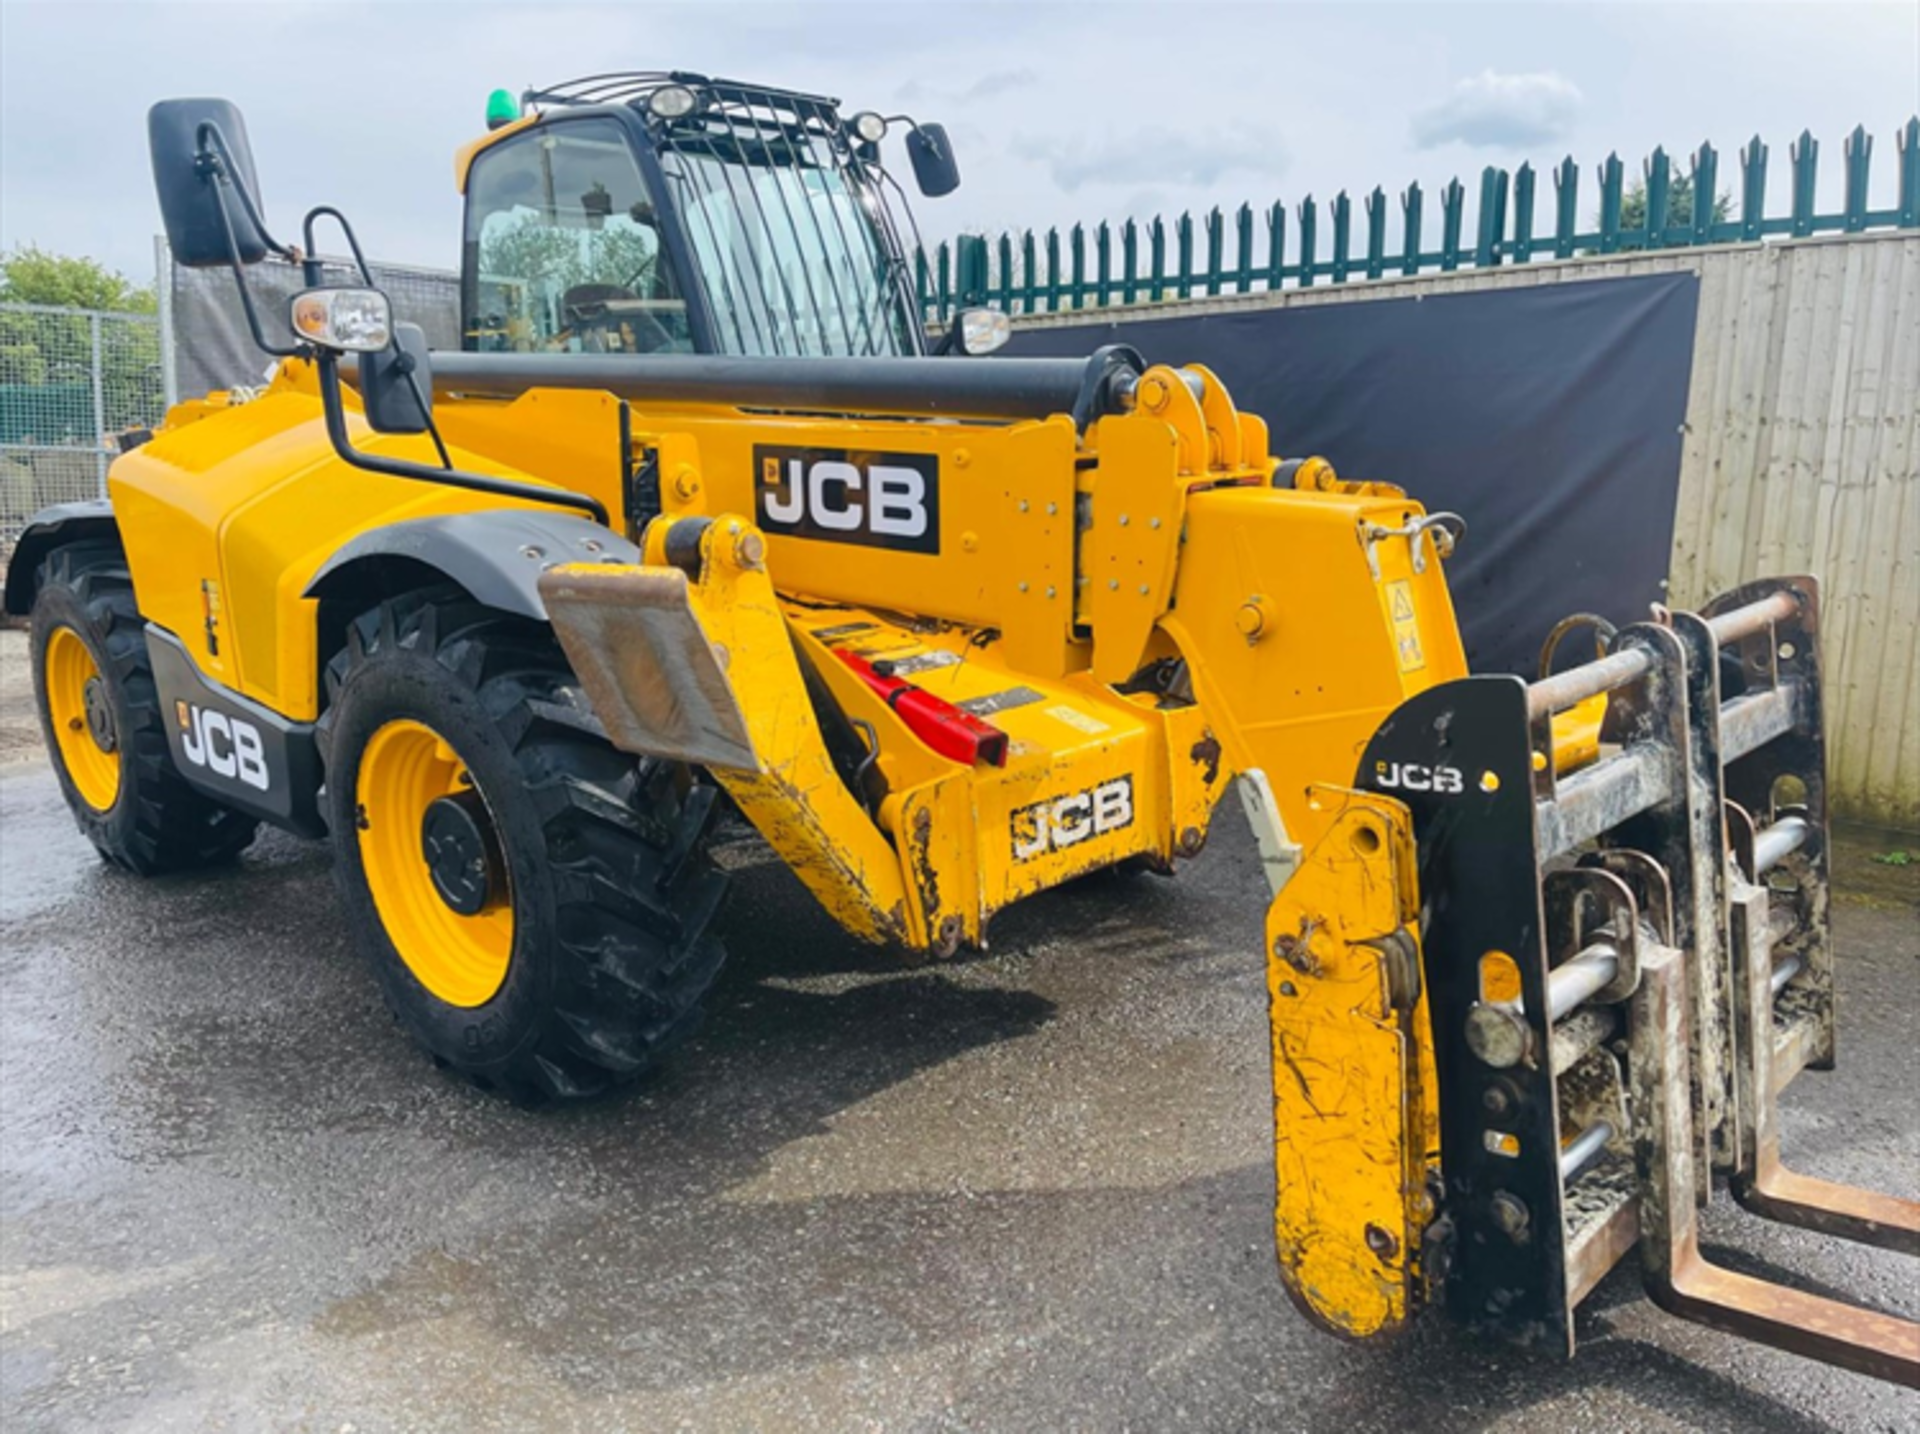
[44,625,121,812]
[355,719,514,1008]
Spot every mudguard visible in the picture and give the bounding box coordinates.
[4,499,119,614]
[304,510,641,622]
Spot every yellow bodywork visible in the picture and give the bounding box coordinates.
[108,348,1475,1343]
[1266,788,1437,1338]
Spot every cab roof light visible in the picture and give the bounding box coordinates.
[485,88,520,131]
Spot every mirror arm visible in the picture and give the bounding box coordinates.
[302,205,377,288]
[402,358,454,469]
[315,353,608,526]
[195,121,294,260]
[207,176,300,359]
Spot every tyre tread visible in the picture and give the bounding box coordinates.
[33,543,257,874]
[318,591,727,1104]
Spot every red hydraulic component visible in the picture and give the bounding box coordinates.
[833,649,1009,767]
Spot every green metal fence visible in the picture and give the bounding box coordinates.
[917,118,1920,321]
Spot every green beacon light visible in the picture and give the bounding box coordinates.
[485,89,519,131]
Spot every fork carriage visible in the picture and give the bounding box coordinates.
[1333,575,1918,1383]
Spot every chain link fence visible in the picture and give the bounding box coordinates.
[0,303,166,543]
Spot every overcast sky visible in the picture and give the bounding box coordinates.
[3,1,1916,287]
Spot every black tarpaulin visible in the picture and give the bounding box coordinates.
[1005,273,1700,677]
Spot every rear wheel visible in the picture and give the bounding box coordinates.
[316,591,729,1103]
[29,542,258,872]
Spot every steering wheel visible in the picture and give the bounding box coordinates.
[559,283,679,353]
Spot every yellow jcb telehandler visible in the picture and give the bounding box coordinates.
[8,75,1914,1383]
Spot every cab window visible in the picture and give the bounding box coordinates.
[462,119,690,354]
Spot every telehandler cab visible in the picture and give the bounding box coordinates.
[8,74,1915,1383]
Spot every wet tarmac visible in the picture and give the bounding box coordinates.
[2,655,1916,1429]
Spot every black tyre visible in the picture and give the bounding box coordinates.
[316,590,729,1103]
[29,542,258,873]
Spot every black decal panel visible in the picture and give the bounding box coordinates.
[146,626,326,837]
[754,445,940,554]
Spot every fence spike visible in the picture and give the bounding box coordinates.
[1149,214,1167,302]
[1691,141,1719,242]
[1474,166,1509,267]
[1070,222,1087,310]
[1121,217,1139,305]
[1401,181,1424,275]
[1297,194,1318,287]
[1512,163,1536,262]
[1790,129,1819,237]
[1899,117,1920,228]
[1331,191,1352,283]
[996,232,1015,312]
[1021,229,1038,315]
[1597,152,1624,253]
[1553,155,1579,257]
[1740,134,1769,240]
[1439,177,1464,271]
[1095,220,1113,307]
[1266,201,1286,290]
[1364,186,1387,278]
[955,234,989,309]
[1644,146,1671,248]
[1843,124,1873,232]
[1235,202,1255,293]
[1044,226,1061,312]
[1205,206,1224,295]
[1176,210,1195,299]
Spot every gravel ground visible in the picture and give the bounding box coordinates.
[1,625,1916,1431]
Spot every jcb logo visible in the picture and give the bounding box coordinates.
[754,444,939,554]
[1012,776,1134,862]
[177,701,270,792]
[1374,760,1465,795]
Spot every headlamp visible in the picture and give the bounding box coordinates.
[289,287,393,353]
[648,85,700,120]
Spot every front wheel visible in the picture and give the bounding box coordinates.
[316,592,729,1103]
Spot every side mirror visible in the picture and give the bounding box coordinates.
[362,324,434,436]
[148,98,271,267]
[906,123,960,198]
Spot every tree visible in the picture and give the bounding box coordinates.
[0,247,164,437]
[0,245,156,314]
[1616,172,1732,234]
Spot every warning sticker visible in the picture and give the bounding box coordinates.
[810,622,878,643]
[957,685,1046,717]
[866,648,962,677]
[1046,704,1111,735]
[1386,579,1426,674]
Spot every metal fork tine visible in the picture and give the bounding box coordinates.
[1630,942,1920,1388]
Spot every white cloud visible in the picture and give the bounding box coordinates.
[1411,70,1585,151]
[1017,123,1287,195]
[894,69,1036,108]
[963,69,1037,101]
